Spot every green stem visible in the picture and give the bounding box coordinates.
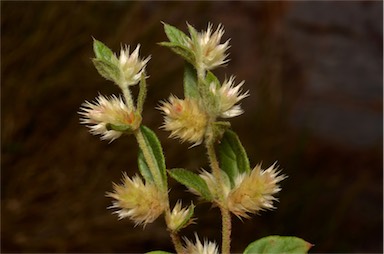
[205,140,232,254]
[134,128,184,253]
[170,231,185,254]
[122,85,136,111]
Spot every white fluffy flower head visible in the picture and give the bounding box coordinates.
[210,76,249,118]
[79,94,141,142]
[184,233,219,254]
[188,23,230,71]
[118,44,150,86]
[107,173,167,227]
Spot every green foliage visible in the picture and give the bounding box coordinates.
[137,150,154,183]
[168,168,213,201]
[140,125,167,188]
[159,23,194,64]
[217,130,250,186]
[92,38,120,84]
[243,236,313,254]
[183,62,199,99]
[137,73,147,114]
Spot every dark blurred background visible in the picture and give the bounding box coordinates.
[1,1,382,253]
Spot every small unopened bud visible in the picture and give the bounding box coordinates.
[227,163,286,219]
[79,95,141,142]
[107,173,168,227]
[166,201,195,232]
[159,96,208,146]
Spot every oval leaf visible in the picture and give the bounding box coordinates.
[243,236,313,254]
[183,62,199,99]
[168,168,213,201]
[140,125,167,188]
[217,130,250,186]
[146,251,173,254]
[162,22,188,45]
[93,38,114,62]
[137,150,154,183]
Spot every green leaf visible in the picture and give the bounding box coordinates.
[137,73,147,114]
[140,125,167,188]
[93,38,114,62]
[137,150,154,183]
[183,62,199,99]
[159,42,194,64]
[146,251,173,254]
[168,168,213,201]
[206,71,220,89]
[243,236,313,254]
[92,58,120,83]
[217,130,250,186]
[105,123,132,132]
[162,22,189,45]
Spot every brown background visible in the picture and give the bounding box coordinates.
[1,1,382,253]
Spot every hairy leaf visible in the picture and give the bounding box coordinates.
[218,130,250,186]
[243,236,313,254]
[137,150,154,183]
[183,62,199,99]
[140,126,167,188]
[168,168,213,201]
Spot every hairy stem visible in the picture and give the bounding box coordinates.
[122,85,136,111]
[205,140,232,254]
[170,231,185,254]
[134,128,184,253]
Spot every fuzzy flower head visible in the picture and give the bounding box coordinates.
[227,163,286,219]
[196,170,231,201]
[188,23,230,71]
[118,44,150,86]
[166,201,195,232]
[210,76,249,118]
[159,96,208,146]
[79,94,141,142]
[107,173,168,226]
[184,233,219,254]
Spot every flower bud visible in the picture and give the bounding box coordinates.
[166,201,195,232]
[107,173,168,226]
[227,163,286,219]
[159,96,208,146]
[79,94,141,142]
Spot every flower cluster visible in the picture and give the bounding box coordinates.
[189,163,285,219]
[118,45,150,86]
[159,24,248,146]
[79,95,141,142]
[166,201,195,232]
[184,234,219,254]
[187,23,230,71]
[227,163,286,218]
[80,40,150,142]
[159,96,208,146]
[107,173,168,226]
